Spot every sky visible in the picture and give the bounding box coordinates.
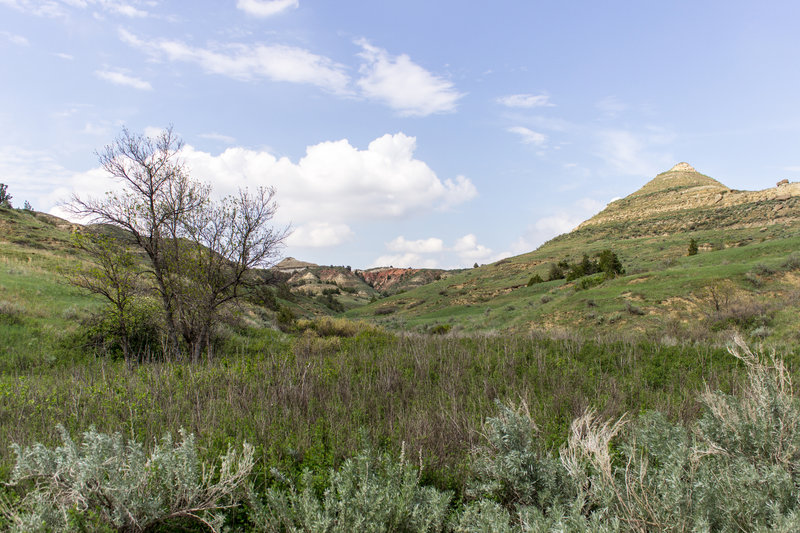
[3,1,800,269]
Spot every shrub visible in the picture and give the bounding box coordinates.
[466,401,573,511]
[250,447,451,532]
[4,426,253,532]
[527,274,544,286]
[688,238,699,256]
[547,263,564,281]
[77,299,163,361]
[782,253,800,271]
[0,300,24,326]
[557,336,800,531]
[624,301,645,316]
[0,183,12,209]
[294,316,380,338]
[276,305,296,331]
[429,324,452,335]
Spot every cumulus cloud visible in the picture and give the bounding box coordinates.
[95,69,152,90]
[386,236,444,253]
[356,39,463,116]
[497,93,553,108]
[370,233,496,268]
[179,133,476,227]
[120,29,350,94]
[370,252,439,269]
[507,126,546,146]
[452,233,494,262]
[286,222,353,248]
[237,0,298,17]
[17,132,475,250]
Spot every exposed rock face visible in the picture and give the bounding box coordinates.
[577,163,800,233]
[358,267,420,292]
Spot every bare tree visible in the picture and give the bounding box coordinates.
[70,126,288,361]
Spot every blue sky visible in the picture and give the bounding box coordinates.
[2,1,800,269]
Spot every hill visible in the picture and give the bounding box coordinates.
[347,164,800,344]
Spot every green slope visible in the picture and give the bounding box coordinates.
[347,165,800,344]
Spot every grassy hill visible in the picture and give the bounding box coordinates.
[347,164,800,344]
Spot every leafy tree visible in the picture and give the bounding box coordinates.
[688,238,699,256]
[69,230,142,361]
[0,183,12,208]
[548,263,565,281]
[527,273,544,286]
[597,249,624,278]
[70,126,288,362]
[23,200,33,211]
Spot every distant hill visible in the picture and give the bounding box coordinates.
[347,164,800,344]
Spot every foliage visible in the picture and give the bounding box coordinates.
[428,324,451,335]
[527,274,544,286]
[77,298,163,361]
[688,238,699,256]
[0,183,12,209]
[466,401,573,511]
[4,426,254,532]
[22,201,33,212]
[69,126,288,362]
[68,230,143,361]
[249,446,451,532]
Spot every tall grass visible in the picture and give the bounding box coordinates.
[0,328,745,495]
[4,336,799,531]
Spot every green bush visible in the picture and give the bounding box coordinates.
[77,298,163,360]
[429,324,452,335]
[527,274,544,286]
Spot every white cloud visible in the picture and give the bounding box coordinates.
[452,233,494,262]
[386,236,444,253]
[105,2,147,17]
[370,252,439,269]
[0,31,29,46]
[178,133,476,227]
[237,0,298,17]
[372,233,498,269]
[356,39,463,117]
[507,126,546,146]
[120,29,350,94]
[0,144,117,218]
[14,132,475,252]
[497,93,553,108]
[507,196,610,256]
[54,52,74,60]
[95,69,152,90]
[286,222,353,248]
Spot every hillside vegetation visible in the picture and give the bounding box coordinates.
[348,163,800,345]
[2,163,800,530]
